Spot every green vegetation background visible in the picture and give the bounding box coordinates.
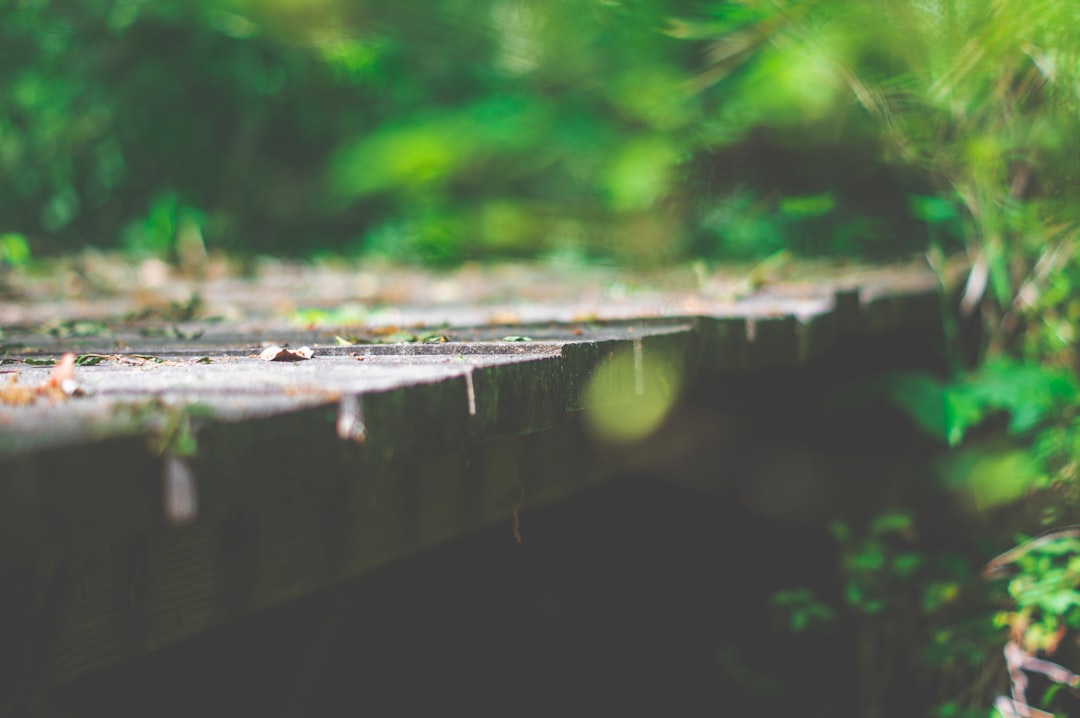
[1,0,942,264]
[7,1,1080,715]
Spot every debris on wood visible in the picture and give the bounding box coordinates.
[259,345,314,362]
[162,454,199,526]
[0,374,35,406]
[75,353,107,366]
[0,352,81,405]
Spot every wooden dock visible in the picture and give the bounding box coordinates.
[0,260,943,696]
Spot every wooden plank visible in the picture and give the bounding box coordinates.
[0,422,615,693]
[0,288,943,568]
[746,315,800,367]
[694,317,750,372]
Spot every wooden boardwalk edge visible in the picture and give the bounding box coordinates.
[0,282,943,694]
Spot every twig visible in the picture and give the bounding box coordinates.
[982,526,1080,579]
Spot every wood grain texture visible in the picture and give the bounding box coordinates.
[2,422,614,694]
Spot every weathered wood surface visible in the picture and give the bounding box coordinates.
[0,261,937,459]
[0,259,943,696]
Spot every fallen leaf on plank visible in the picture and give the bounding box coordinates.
[260,345,314,362]
[47,352,79,395]
[0,374,36,406]
[0,352,81,405]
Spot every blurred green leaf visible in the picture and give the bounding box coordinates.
[964,358,1080,435]
[909,195,958,225]
[779,193,835,217]
[891,552,924,578]
[0,233,30,265]
[885,360,1077,446]
[770,588,835,632]
[604,137,679,211]
[870,512,914,535]
[885,373,979,446]
[937,447,1042,511]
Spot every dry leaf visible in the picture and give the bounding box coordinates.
[368,325,402,336]
[45,352,79,396]
[0,373,35,406]
[489,310,521,325]
[0,352,80,405]
[259,345,314,362]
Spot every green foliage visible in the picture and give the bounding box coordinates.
[1004,536,1080,621]
[0,0,715,261]
[690,185,906,260]
[770,587,834,632]
[937,447,1044,513]
[786,512,985,633]
[687,0,1080,349]
[837,354,1079,522]
[0,0,940,263]
[886,360,1079,447]
[694,5,1080,697]
[772,511,1002,714]
[832,512,926,616]
[5,0,1079,270]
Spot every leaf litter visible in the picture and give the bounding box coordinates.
[0,352,82,406]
